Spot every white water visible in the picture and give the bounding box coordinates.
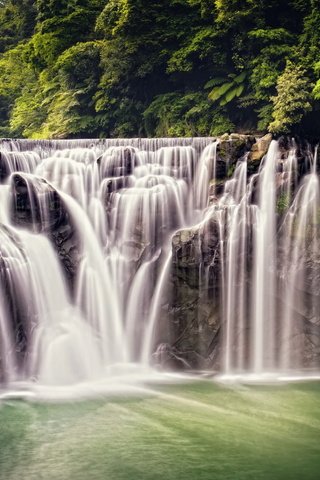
[224,160,249,373]
[0,137,319,389]
[199,139,319,374]
[0,138,213,386]
[251,141,278,373]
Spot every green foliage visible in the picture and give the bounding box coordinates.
[167,27,220,74]
[269,61,313,134]
[0,0,36,52]
[209,111,235,136]
[0,0,318,138]
[9,87,46,137]
[248,28,294,43]
[95,0,130,37]
[257,104,274,131]
[207,72,247,106]
[276,192,290,215]
[227,164,236,178]
[143,92,215,137]
[312,61,320,100]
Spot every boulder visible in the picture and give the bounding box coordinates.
[249,133,272,163]
[10,174,65,232]
[167,215,223,369]
[213,134,256,180]
[10,174,80,286]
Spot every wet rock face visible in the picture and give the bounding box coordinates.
[99,147,138,178]
[0,226,33,377]
[159,218,222,370]
[153,269,222,371]
[166,286,222,370]
[292,258,320,367]
[0,152,10,181]
[172,219,220,288]
[103,176,131,200]
[10,175,80,286]
[162,135,320,371]
[218,134,256,175]
[11,174,65,232]
[50,221,80,285]
[249,133,273,162]
[152,343,193,369]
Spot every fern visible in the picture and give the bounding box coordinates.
[208,82,233,101]
[206,71,248,106]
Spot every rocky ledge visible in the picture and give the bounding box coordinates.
[155,134,320,371]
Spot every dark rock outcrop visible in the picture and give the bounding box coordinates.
[158,134,320,370]
[10,174,81,286]
[154,217,222,370]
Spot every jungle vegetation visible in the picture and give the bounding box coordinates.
[0,0,319,138]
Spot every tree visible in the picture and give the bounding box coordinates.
[0,0,319,138]
[269,61,313,134]
[0,0,36,52]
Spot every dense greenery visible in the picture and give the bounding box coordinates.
[0,0,319,138]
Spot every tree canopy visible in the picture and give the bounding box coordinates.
[0,0,319,138]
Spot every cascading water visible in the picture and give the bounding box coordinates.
[251,141,278,373]
[223,159,249,373]
[279,146,320,372]
[0,138,212,386]
[0,136,319,388]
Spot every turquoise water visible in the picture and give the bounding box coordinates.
[0,380,320,480]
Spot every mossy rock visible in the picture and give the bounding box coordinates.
[217,134,255,170]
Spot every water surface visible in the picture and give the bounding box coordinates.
[1,379,319,480]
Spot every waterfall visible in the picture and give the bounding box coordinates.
[0,136,319,387]
[251,141,278,373]
[0,138,211,385]
[280,173,320,371]
[224,160,249,373]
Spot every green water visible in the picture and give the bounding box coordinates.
[0,380,320,480]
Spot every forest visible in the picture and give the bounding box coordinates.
[0,0,319,139]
